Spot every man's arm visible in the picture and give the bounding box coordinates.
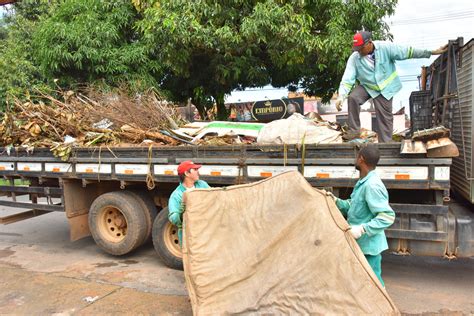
[198,180,210,189]
[325,191,351,217]
[362,186,395,236]
[338,53,358,98]
[335,198,352,217]
[168,191,183,227]
[386,42,432,61]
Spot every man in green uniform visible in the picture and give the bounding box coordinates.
[168,160,210,245]
[329,145,395,286]
[336,31,447,142]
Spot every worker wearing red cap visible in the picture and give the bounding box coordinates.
[168,160,210,245]
[336,31,447,142]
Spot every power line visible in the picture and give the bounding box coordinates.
[389,8,474,21]
[391,11,474,24]
[389,10,474,25]
[394,35,470,43]
[390,15,474,25]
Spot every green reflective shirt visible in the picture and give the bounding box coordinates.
[338,41,432,100]
[168,180,210,245]
[335,170,395,255]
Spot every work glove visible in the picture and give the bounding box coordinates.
[432,44,448,55]
[350,225,365,239]
[335,96,344,112]
[324,190,337,202]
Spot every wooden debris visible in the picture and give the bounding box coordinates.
[412,126,450,142]
[0,88,183,152]
[426,137,459,157]
[400,140,427,154]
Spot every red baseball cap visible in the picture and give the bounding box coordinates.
[177,160,202,175]
[352,31,372,51]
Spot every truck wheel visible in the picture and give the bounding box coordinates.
[152,207,183,270]
[89,191,147,256]
[129,191,158,245]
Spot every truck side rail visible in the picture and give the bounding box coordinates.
[0,144,451,190]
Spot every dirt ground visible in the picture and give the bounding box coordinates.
[0,210,473,315]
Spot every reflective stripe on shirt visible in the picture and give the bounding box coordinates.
[364,71,399,92]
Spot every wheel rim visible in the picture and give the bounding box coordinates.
[98,206,128,243]
[164,222,182,258]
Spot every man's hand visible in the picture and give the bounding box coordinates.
[350,225,365,239]
[432,44,448,55]
[324,190,337,202]
[335,96,344,112]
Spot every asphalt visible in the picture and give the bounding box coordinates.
[0,209,473,315]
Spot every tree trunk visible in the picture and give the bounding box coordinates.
[193,99,208,121]
[214,92,228,121]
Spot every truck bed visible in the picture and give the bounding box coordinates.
[3,142,470,258]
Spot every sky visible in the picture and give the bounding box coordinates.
[226,0,474,112]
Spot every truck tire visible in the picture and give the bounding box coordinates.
[89,191,148,256]
[129,190,158,245]
[152,207,183,270]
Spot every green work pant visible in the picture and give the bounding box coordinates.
[365,254,384,287]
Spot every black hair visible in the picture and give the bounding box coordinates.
[358,144,380,168]
[179,173,185,182]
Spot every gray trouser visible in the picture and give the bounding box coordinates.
[347,85,393,143]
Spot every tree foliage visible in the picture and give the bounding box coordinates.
[0,1,52,110]
[138,0,397,119]
[33,0,161,91]
[1,0,397,118]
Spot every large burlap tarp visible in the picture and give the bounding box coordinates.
[182,171,399,315]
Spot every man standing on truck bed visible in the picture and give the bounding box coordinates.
[336,31,447,142]
[328,145,395,286]
[168,161,210,245]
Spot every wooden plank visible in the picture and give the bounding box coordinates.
[0,210,50,225]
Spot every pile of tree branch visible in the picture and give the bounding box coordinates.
[0,88,185,158]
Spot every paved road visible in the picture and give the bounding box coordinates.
[0,209,473,315]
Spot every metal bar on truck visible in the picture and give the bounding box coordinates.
[302,158,451,166]
[305,179,449,190]
[0,157,61,162]
[385,229,447,241]
[0,200,64,212]
[70,157,169,163]
[0,186,63,195]
[238,158,451,166]
[391,203,449,215]
[175,158,241,164]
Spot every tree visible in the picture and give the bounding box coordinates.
[2,0,396,118]
[138,0,397,119]
[33,0,161,92]
[0,1,52,110]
